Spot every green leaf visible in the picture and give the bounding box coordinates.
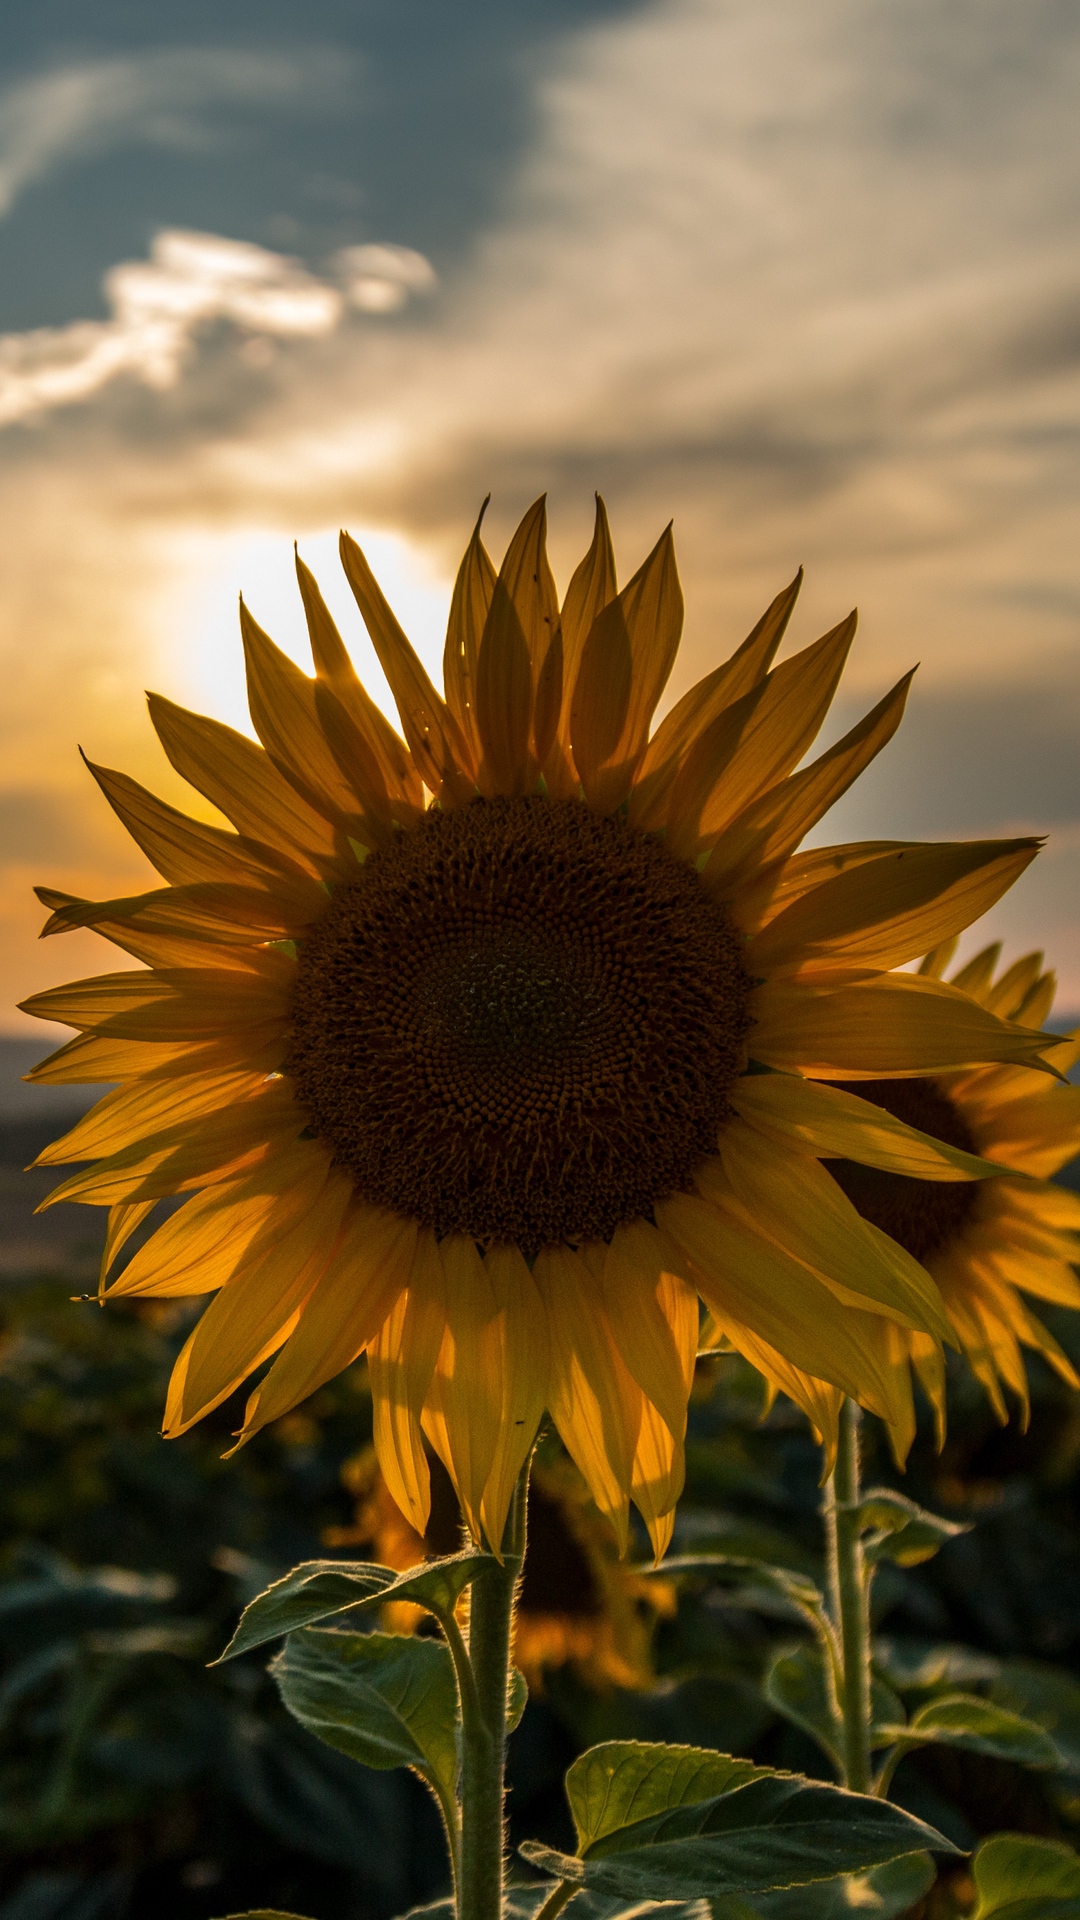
[272,1628,460,1801]
[849,1490,969,1567]
[507,1665,528,1734]
[216,1551,493,1661]
[565,1740,767,1853]
[520,1773,957,1900]
[971,1833,1080,1920]
[991,1661,1080,1777]
[708,1850,937,1919]
[879,1692,1061,1769]
[645,1555,827,1631]
[763,1644,905,1767]
[874,1638,1000,1693]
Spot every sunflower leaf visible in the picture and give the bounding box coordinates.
[706,1850,937,1920]
[214,1552,494,1661]
[762,1643,906,1768]
[848,1490,970,1567]
[879,1693,1062,1769]
[565,1740,767,1854]
[272,1628,459,1801]
[970,1833,1080,1919]
[521,1772,957,1900]
[644,1554,828,1632]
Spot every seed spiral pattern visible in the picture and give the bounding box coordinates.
[826,1076,982,1264]
[288,796,753,1249]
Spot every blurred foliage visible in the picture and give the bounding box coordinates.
[5,1242,1080,1919]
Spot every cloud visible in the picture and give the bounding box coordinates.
[0,47,356,217]
[0,229,439,426]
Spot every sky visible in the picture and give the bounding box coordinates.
[3,0,1080,1037]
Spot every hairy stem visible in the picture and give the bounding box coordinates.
[457,1467,529,1920]
[823,1398,873,1794]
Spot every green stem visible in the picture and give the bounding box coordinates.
[823,1398,873,1794]
[457,1464,529,1920]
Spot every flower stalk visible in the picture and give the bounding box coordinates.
[457,1462,529,1920]
[822,1398,873,1794]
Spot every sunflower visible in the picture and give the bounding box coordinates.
[23,497,1051,1557]
[819,940,1080,1437]
[331,1441,670,1692]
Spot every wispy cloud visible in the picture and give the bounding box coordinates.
[0,47,355,217]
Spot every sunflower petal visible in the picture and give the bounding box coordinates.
[367,1229,447,1535]
[475,500,558,796]
[421,1233,502,1541]
[630,570,802,834]
[84,760,323,904]
[443,502,495,768]
[38,1084,302,1207]
[240,1203,418,1444]
[559,495,618,737]
[240,600,375,829]
[33,1066,272,1165]
[297,551,423,812]
[986,952,1045,1020]
[105,1141,329,1298]
[21,961,291,1040]
[701,671,915,896]
[163,1170,351,1435]
[732,1070,1006,1182]
[571,525,683,812]
[339,530,474,806]
[25,1028,285,1085]
[479,1242,549,1551]
[703,1130,953,1341]
[99,1199,157,1293]
[533,1243,640,1551]
[601,1220,696,1443]
[950,943,1002,1000]
[692,616,857,846]
[147,693,339,873]
[631,1400,683,1561]
[748,840,1041,977]
[750,972,1057,1078]
[658,1190,901,1420]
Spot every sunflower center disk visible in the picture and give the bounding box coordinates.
[288,796,752,1249]
[825,1077,982,1264]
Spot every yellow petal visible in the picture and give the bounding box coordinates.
[84,760,325,909]
[148,693,340,874]
[106,1141,329,1298]
[732,1069,1006,1182]
[691,616,856,847]
[422,1233,503,1541]
[631,1399,683,1560]
[918,938,960,980]
[986,951,1045,1020]
[479,1242,549,1551]
[658,1190,900,1421]
[100,1200,158,1293]
[339,529,474,807]
[297,549,423,813]
[38,1083,302,1207]
[601,1220,697,1443]
[533,1243,640,1551]
[974,1084,1080,1176]
[629,570,802,833]
[570,525,683,813]
[41,882,322,954]
[239,1203,418,1443]
[25,1028,284,1086]
[748,840,1040,978]
[1016,972,1058,1032]
[558,494,618,749]
[163,1170,352,1435]
[750,972,1057,1078]
[443,502,496,769]
[367,1229,447,1535]
[35,1066,272,1166]
[22,959,291,1040]
[722,839,915,936]
[240,599,377,830]
[701,672,914,897]
[704,1129,953,1342]
[950,942,1002,1000]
